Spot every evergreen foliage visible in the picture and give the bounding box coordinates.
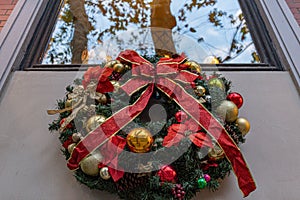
[48,55,247,200]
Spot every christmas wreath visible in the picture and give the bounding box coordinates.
[48,50,256,200]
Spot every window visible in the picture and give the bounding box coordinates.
[23,0,283,71]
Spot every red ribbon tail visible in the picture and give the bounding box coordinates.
[156,77,256,196]
[241,181,257,197]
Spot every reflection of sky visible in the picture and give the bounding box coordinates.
[43,0,259,64]
[42,4,74,64]
[171,0,254,63]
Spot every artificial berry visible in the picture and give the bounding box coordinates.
[175,111,188,123]
[60,118,72,129]
[172,184,185,200]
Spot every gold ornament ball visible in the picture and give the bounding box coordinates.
[99,167,111,180]
[208,78,225,90]
[95,92,107,104]
[86,115,106,132]
[208,145,225,160]
[124,64,131,70]
[216,100,239,123]
[113,63,125,73]
[186,61,201,73]
[194,86,206,97]
[105,60,120,68]
[236,117,251,136]
[126,128,154,153]
[110,80,121,92]
[72,133,82,143]
[80,153,103,176]
[68,143,76,153]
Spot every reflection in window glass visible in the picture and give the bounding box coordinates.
[42,0,261,64]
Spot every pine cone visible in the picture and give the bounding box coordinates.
[116,173,149,191]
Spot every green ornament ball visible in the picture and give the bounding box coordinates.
[197,178,207,189]
[208,78,224,90]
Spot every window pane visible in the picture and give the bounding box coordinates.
[42,0,261,64]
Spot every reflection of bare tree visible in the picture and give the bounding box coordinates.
[206,9,257,63]
[96,0,149,39]
[44,0,260,64]
[69,0,92,63]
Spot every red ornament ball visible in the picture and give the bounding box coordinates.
[157,165,177,183]
[226,92,243,108]
[175,111,188,123]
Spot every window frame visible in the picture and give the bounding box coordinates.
[23,0,282,70]
[20,0,63,70]
[0,0,299,93]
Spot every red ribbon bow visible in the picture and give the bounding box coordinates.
[82,66,114,93]
[163,119,213,148]
[67,50,256,196]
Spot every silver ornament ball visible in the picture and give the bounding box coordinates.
[99,167,111,180]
